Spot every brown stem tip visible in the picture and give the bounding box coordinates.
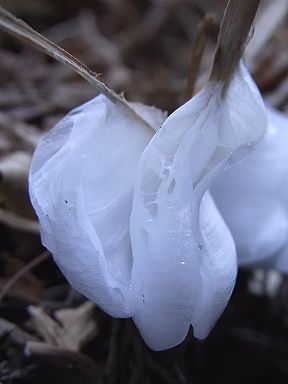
[185,13,216,100]
[210,0,261,92]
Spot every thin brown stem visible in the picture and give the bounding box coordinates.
[24,341,100,379]
[210,0,261,93]
[0,207,39,234]
[185,13,215,100]
[0,250,50,302]
[0,6,153,131]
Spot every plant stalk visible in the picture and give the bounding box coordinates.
[0,6,154,131]
[185,13,215,100]
[210,0,261,93]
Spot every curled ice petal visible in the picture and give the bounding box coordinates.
[212,106,288,272]
[129,62,267,350]
[29,95,165,317]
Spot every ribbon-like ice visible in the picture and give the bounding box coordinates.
[212,106,288,272]
[29,62,267,350]
[129,62,267,350]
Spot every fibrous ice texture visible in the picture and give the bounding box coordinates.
[212,106,288,272]
[29,95,165,317]
[30,62,267,351]
[129,62,267,350]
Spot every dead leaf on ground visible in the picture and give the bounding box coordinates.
[28,301,97,351]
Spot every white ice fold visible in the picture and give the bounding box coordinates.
[129,62,267,350]
[212,106,288,272]
[29,95,165,317]
[29,61,267,351]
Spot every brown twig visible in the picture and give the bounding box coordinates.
[28,305,67,347]
[0,112,41,150]
[24,341,100,382]
[185,13,215,100]
[0,6,153,132]
[265,75,288,108]
[245,0,288,66]
[0,250,50,303]
[121,1,174,54]
[0,317,38,347]
[210,0,261,93]
[0,207,39,234]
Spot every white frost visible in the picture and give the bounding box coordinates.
[129,62,267,350]
[29,95,165,317]
[211,106,288,272]
[29,62,267,351]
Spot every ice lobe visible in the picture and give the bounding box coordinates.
[29,95,165,317]
[212,106,288,272]
[129,62,267,350]
[29,62,267,351]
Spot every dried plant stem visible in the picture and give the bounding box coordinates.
[245,0,288,66]
[0,207,39,233]
[210,0,261,93]
[185,13,215,100]
[0,251,50,303]
[0,6,153,131]
[0,317,38,345]
[24,341,99,377]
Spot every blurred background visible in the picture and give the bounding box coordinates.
[0,0,288,383]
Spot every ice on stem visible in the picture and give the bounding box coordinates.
[129,61,267,350]
[211,106,288,272]
[29,64,267,350]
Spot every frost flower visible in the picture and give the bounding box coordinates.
[29,95,165,317]
[211,106,288,272]
[128,61,267,350]
[29,61,266,351]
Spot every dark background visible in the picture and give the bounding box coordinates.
[0,1,288,383]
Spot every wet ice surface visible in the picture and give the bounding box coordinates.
[30,62,267,351]
[212,106,288,272]
[129,62,267,350]
[29,95,165,317]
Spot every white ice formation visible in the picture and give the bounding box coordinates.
[29,95,165,317]
[30,62,267,350]
[129,62,267,350]
[212,106,288,272]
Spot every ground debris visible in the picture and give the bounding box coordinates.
[0,0,287,383]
